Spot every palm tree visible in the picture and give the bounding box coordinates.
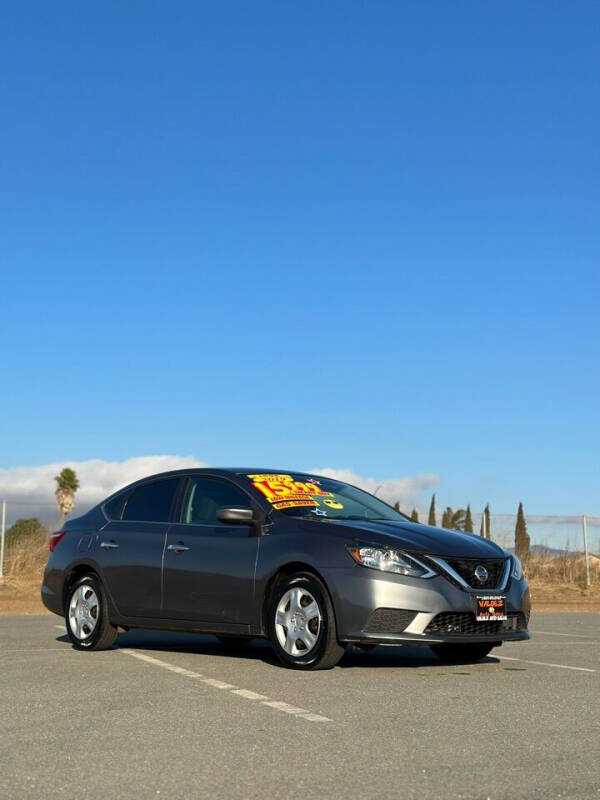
[54,468,80,528]
[441,506,467,531]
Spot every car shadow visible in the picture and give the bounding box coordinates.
[55,629,501,669]
[56,629,284,666]
[338,645,501,669]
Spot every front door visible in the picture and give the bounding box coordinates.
[162,476,259,623]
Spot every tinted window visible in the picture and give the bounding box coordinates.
[104,493,127,520]
[122,479,179,522]
[181,478,251,524]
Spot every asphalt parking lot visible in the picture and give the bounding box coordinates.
[0,612,598,800]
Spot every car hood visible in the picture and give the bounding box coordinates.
[324,519,507,558]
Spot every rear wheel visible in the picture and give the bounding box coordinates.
[430,643,495,663]
[268,572,345,670]
[65,574,118,651]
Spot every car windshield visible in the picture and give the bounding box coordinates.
[244,473,408,522]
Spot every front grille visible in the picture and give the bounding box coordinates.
[442,557,507,590]
[425,612,527,636]
[363,608,417,634]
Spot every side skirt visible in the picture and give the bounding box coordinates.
[108,614,259,637]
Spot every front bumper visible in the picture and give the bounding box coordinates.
[321,565,530,646]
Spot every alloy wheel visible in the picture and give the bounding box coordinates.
[68,584,99,640]
[275,587,322,656]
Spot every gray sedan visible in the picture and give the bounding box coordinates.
[41,468,530,669]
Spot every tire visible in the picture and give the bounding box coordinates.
[268,572,345,670]
[216,636,253,649]
[430,643,495,663]
[65,574,118,651]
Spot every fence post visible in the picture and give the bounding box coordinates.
[582,515,590,588]
[0,499,5,580]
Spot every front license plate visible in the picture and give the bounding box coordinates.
[476,596,507,621]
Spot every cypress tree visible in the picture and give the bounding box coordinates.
[514,502,530,561]
[441,508,450,528]
[479,504,491,538]
[464,504,474,533]
[427,494,436,526]
[410,508,419,522]
[394,501,401,512]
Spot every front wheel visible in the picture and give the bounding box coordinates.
[430,643,495,663]
[65,574,118,651]
[268,572,345,670]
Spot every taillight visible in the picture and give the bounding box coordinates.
[49,530,67,551]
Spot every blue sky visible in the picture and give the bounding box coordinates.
[1,1,598,515]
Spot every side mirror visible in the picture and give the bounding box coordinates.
[217,506,255,524]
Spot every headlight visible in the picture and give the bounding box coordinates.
[511,555,523,580]
[348,546,434,578]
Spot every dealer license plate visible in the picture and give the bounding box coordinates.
[476,596,507,621]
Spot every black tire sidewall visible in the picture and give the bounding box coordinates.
[268,573,334,668]
[65,575,107,650]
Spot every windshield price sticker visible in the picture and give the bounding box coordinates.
[476,596,507,621]
[272,499,318,510]
[247,474,332,506]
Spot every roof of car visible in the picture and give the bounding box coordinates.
[122,467,327,482]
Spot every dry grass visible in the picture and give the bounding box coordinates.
[525,551,600,586]
[525,552,600,610]
[0,532,49,614]
[4,533,47,579]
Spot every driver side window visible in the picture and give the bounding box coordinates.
[180,478,251,525]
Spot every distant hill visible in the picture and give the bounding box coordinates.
[506,544,591,557]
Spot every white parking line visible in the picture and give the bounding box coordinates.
[232,689,269,700]
[522,642,599,646]
[497,655,596,673]
[531,630,596,638]
[121,648,332,722]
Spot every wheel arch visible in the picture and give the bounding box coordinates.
[62,562,101,610]
[260,561,335,637]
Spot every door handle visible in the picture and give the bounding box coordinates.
[100,541,119,550]
[167,543,190,553]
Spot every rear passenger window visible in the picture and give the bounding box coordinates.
[104,493,127,520]
[122,479,179,522]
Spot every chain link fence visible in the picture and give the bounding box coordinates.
[471,512,600,555]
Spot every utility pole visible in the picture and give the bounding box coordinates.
[582,515,590,588]
[0,500,6,580]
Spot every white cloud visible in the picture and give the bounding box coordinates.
[0,455,205,526]
[309,467,439,510]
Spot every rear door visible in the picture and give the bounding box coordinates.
[162,476,259,623]
[96,477,180,617]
